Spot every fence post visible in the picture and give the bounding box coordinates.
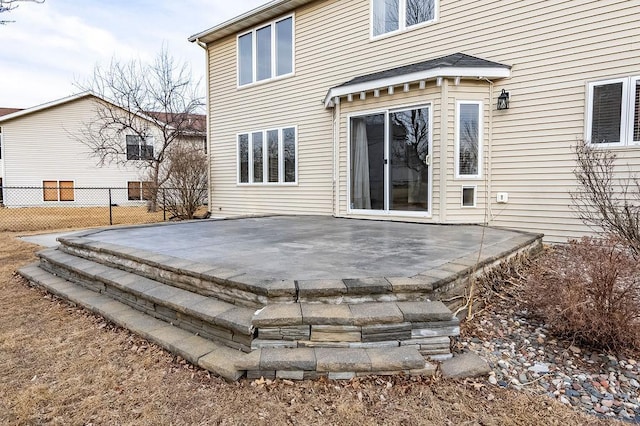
[108,188,113,225]
[163,188,166,222]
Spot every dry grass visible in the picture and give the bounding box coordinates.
[0,229,618,425]
[0,206,165,232]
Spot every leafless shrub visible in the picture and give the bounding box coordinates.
[570,140,640,254]
[159,142,208,220]
[523,236,640,352]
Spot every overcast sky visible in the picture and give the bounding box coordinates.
[1,0,266,109]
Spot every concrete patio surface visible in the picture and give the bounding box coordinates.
[80,215,538,281]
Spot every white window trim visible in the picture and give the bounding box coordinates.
[455,100,483,180]
[370,0,439,40]
[237,14,296,88]
[126,134,155,161]
[346,103,433,218]
[236,125,298,186]
[461,185,477,208]
[586,76,640,147]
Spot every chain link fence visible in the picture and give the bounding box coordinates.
[0,186,208,232]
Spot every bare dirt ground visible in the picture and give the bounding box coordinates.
[0,228,616,425]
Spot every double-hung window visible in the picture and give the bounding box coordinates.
[372,0,437,37]
[238,127,297,184]
[126,135,154,160]
[238,15,294,86]
[587,77,640,146]
[456,101,482,179]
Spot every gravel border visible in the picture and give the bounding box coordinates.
[458,304,640,423]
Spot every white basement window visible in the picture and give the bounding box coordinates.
[238,15,294,87]
[372,0,437,38]
[238,127,297,184]
[587,76,640,146]
[461,186,476,208]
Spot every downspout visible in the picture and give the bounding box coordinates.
[197,39,213,214]
[485,79,494,226]
[332,101,340,217]
[439,78,448,223]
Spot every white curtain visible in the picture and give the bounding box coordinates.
[353,119,371,209]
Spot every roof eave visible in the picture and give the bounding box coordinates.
[324,66,511,108]
[0,92,93,123]
[188,0,317,44]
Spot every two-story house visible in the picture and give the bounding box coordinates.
[189,0,640,242]
[0,92,206,206]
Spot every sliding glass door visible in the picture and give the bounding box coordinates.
[349,105,431,215]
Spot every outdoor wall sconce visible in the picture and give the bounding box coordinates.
[497,89,510,110]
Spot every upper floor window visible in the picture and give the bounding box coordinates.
[126,135,154,160]
[372,0,436,37]
[587,77,640,146]
[238,15,294,87]
[456,101,482,179]
[238,126,297,184]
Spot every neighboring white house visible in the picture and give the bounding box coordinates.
[189,0,640,242]
[0,92,206,207]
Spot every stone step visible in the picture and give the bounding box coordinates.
[57,236,297,307]
[37,248,255,351]
[18,263,245,382]
[56,235,454,305]
[251,301,459,359]
[235,346,435,381]
[253,300,456,327]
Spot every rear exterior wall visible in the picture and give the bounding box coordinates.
[206,0,640,242]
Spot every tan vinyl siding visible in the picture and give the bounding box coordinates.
[205,0,640,242]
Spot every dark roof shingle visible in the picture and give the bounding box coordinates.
[337,53,511,88]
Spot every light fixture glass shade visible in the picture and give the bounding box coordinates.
[497,89,510,110]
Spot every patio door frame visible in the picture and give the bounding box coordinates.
[346,103,433,218]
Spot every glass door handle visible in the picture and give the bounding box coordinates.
[424,155,431,166]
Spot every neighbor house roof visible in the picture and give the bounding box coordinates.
[0,93,205,136]
[145,112,206,134]
[0,107,22,117]
[324,53,511,107]
[188,0,317,44]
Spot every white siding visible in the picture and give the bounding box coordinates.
[204,0,640,242]
[1,96,151,206]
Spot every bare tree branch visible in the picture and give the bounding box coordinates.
[570,140,640,254]
[0,0,44,24]
[76,46,205,212]
[159,141,208,220]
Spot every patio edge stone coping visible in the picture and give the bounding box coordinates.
[55,229,543,304]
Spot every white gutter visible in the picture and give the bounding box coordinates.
[188,0,317,44]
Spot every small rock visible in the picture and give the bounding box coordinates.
[441,353,491,379]
[568,345,581,354]
[488,375,497,385]
[565,389,580,398]
[528,362,550,374]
